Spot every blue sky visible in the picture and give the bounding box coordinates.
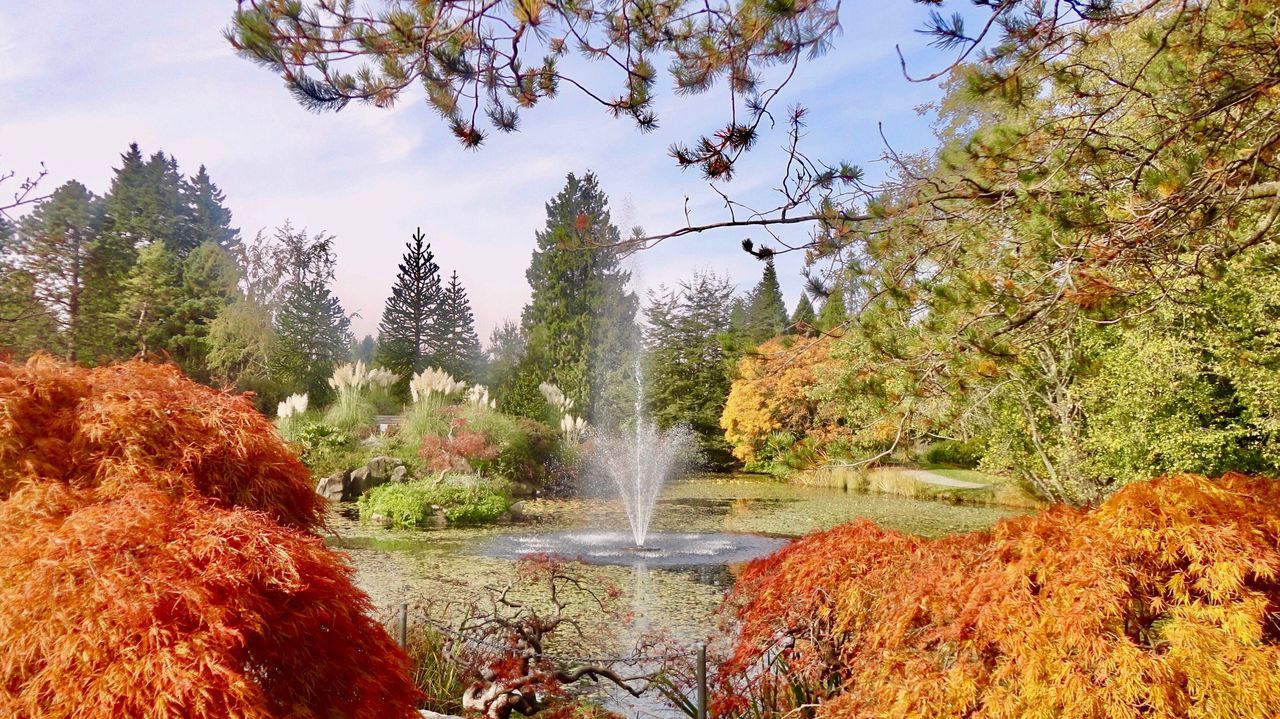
[0,2,958,340]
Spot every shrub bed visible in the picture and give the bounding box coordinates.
[358,478,513,526]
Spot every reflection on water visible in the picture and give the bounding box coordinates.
[324,473,1020,635]
[323,474,1022,716]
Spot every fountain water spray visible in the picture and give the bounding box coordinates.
[591,361,694,547]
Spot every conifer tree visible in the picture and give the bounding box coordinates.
[816,281,848,333]
[268,224,353,401]
[746,259,788,344]
[438,270,483,381]
[517,172,637,423]
[790,293,817,335]
[115,242,182,357]
[0,219,56,359]
[644,271,737,465]
[375,228,444,382]
[15,181,107,362]
[185,165,241,251]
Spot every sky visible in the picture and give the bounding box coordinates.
[0,1,958,341]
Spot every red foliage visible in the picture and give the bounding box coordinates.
[0,356,420,718]
[419,418,498,474]
[0,356,321,528]
[718,474,1280,718]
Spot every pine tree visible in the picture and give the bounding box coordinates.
[644,271,737,465]
[745,259,788,344]
[816,281,848,333]
[185,165,240,251]
[375,228,444,382]
[517,172,638,423]
[351,335,376,364]
[791,293,817,335]
[169,243,240,380]
[15,181,107,362]
[268,224,353,401]
[0,219,56,359]
[115,242,182,357]
[486,319,525,393]
[438,270,483,381]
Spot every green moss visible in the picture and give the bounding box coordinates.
[358,478,513,527]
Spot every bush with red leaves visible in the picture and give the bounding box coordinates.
[716,473,1280,719]
[0,356,420,718]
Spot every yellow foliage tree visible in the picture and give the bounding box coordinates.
[720,334,839,465]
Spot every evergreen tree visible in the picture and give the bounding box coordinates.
[438,270,483,381]
[644,271,737,466]
[185,165,241,251]
[115,242,182,357]
[790,293,817,335]
[0,219,56,359]
[517,172,637,423]
[745,259,788,344]
[486,319,525,393]
[375,228,444,382]
[15,181,107,362]
[351,335,376,364]
[169,243,240,379]
[268,224,353,401]
[816,281,848,333]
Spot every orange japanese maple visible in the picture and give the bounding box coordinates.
[0,356,420,718]
[718,473,1280,719]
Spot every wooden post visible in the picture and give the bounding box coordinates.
[696,642,708,719]
[399,603,408,647]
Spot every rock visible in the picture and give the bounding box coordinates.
[366,455,401,479]
[508,501,527,519]
[345,466,373,499]
[390,465,408,483]
[315,470,347,502]
[419,711,463,719]
[368,512,392,527]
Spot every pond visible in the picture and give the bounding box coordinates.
[322,473,1023,716]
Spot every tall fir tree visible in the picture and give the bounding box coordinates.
[185,165,241,251]
[15,181,107,362]
[515,172,638,423]
[268,224,353,401]
[438,270,483,381]
[644,271,737,466]
[376,228,444,382]
[745,259,788,344]
[790,293,817,335]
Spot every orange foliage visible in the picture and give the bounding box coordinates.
[0,355,420,718]
[0,356,321,528]
[720,334,839,464]
[718,474,1280,719]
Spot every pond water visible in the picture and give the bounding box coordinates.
[322,474,1022,716]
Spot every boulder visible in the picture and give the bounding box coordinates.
[315,471,347,502]
[368,512,393,527]
[390,465,408,484]
[366,455,401,480]
[347,465,372,497]
[508,501,527,519]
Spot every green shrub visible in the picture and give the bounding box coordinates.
[358,479,512,527]
[922,438,985,468]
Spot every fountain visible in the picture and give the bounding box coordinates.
[482,362,787,568]
[591,363,693,547]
